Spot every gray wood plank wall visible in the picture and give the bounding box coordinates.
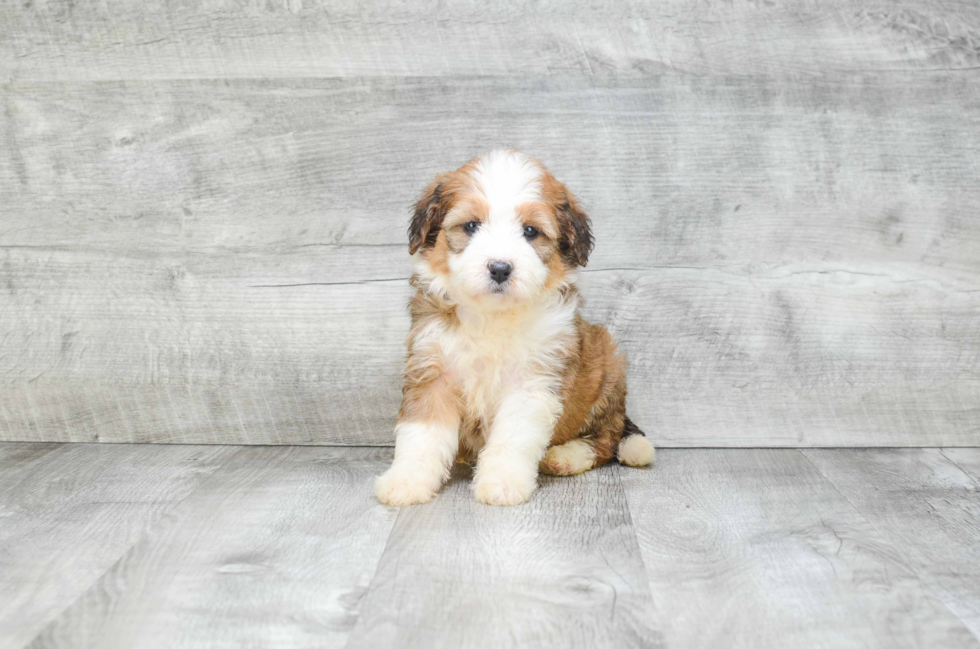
[1,1,978,446]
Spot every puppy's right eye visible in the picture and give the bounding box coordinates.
[463,221,480,235]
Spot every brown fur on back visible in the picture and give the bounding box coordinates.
[550,308,629,467]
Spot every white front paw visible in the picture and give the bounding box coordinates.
[374,469,438,506]
[472,472,534,506]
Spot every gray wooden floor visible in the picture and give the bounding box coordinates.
[2,443,979,648]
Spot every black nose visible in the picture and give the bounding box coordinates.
[488,261,513,284]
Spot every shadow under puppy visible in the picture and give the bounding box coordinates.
[376,150,654,507]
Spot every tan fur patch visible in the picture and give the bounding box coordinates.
[426,232,451,275]
[407,275,458,327]
[398,373,461,429]
[443,195,491,230]
[514,202,560,267]
[401,281,462,428]
[543,254,568,291]
[516,202,560,239]
[442,195,491,254]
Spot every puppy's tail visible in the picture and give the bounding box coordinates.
[617,417,655,468]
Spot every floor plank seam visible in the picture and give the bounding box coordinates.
[341,504,407,649]
[610,464,656,606]
[796,449,889,537]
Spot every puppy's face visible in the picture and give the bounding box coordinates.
[409,150,593,308]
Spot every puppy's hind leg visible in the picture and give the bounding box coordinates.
[540,439,596,476]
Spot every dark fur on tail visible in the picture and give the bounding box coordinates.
[622,416,645,438]
[616,416,654,467]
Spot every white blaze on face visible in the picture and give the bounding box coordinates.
[447,150,550,306]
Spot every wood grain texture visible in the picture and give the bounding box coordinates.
[803,448,980,637]
[26,447,398,649]
[941,448,980,481]
[0,443,236,649]
[346,464,659,649]
[0,442,62,477]
[2,75,978,445]
[620,449,979,648]
[2,0,978,80]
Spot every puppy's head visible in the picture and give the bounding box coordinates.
[409,150,593,308]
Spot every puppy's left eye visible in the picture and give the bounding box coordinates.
[523,225,539,240]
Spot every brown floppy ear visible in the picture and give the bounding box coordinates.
[556,189,594,267]
[408,175,451,255]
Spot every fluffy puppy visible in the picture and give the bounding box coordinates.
[375,150,654,507]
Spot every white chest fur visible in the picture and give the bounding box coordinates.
[437,294,578,422]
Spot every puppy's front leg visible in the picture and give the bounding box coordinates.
[473,389,560,506]
[375,376,460,506]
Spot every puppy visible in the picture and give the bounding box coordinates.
[375,150,654,506]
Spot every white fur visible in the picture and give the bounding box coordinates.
[446,150,549,309]
[381,290,579,507]
[375,421,458,506]
[472,378,562,505]
[448,292,577,505]
[618,435,655,467]
[542,439,596,475]
[471,150,542,211]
